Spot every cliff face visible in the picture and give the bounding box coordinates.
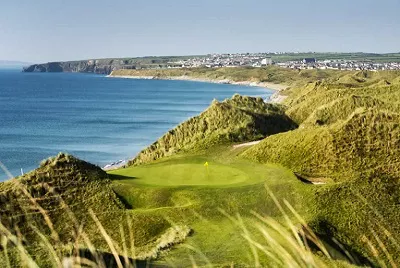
[22,56,191,74]
[22,59,129,74]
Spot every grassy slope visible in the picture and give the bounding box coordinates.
[312,171,400,265]
[0,153,120,266]
[242,108,400,181]
[110,146,315,266]
[283,70,400,124]
[243,71,400,180]
[129,94,297,166]
[0,154,186,267]
[240,70,400,264]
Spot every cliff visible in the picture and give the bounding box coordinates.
[23,59,127,74]
[22,56,196,74]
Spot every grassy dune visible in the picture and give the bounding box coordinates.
[244,70,400,179]
[0,154,192,267]
[283,70,400,124]
[312,171,400,266]
[129,94,296,166]
[242,108,400,181]
[239,70,400,264]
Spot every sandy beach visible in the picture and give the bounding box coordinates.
[107,74,288,103]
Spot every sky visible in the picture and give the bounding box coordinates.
[1,0,399,63]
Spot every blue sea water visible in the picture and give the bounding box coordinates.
[0,69,273,181]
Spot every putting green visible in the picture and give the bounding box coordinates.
[109,163,250,186]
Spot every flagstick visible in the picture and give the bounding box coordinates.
[204,162,210,180]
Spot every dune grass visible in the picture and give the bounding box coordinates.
[0,154,194,267]
[129,94,296,166]
[238,70,400,265]
[243,70,400,182]
[283,70,400,124]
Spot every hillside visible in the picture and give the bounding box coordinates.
[0,153,128,265]
[236,70,400,264]
[242,71,400,182]
[283,70,400,124]
[300,95,390,127]
[242,108,400,181]
[0,153,188,267]
[312,170,400,264]
[110,148,319,267]
[129,94,297,166]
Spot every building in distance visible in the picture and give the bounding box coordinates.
[261,58,273,66]
[302,58,316,64]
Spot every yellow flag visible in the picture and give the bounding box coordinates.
[204,161,209,167]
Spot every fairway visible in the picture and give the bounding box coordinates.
[109,162,250,186]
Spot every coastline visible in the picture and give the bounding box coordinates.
[103,160,126,171]
[107,74,288,103]
[102,73,289,170]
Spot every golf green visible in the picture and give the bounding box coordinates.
[109,162,250,186]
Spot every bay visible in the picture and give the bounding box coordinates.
[0,69,272,180]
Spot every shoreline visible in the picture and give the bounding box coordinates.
[107,74,288,103]
[102,74,289,170]
[102,159,127,171]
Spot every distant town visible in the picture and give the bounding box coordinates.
[169,53,400,71]
[22,52,400,74]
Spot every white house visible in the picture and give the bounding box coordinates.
[261,58,272,66]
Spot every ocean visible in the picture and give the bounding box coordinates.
[0,69,273,181]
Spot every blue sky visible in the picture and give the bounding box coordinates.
[1,0,399,62]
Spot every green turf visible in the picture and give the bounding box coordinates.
[109,162,251,187]
[107,147,320,266]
